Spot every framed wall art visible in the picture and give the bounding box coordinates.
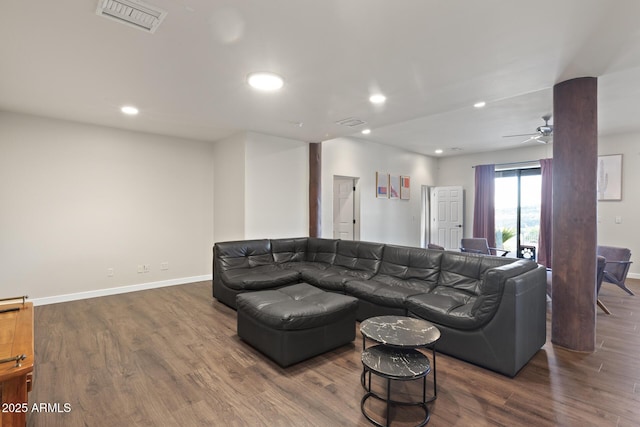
[376,172,388,198]
[597,154,622,201]
[389,175,400,199]
[400,175,410,200]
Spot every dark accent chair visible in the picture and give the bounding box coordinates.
[596,255,610,314]
[460,238,509,257]
[427,243,444,250]
[597,245,634,296]
[546,256,610,314]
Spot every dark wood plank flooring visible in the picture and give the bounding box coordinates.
[27,279,640,426]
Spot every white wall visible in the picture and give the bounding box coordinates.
[0,112,215,300]
[213,131,308,242]
[321,137,437,247]
[245,132,308,239]
[596,132,640,276]
[213,133,246,242]
[437,138,639,276]
[6,109,635,304]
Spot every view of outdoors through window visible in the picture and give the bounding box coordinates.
[495,170,541,258]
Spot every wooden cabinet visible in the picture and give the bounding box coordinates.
[0,301,34,427]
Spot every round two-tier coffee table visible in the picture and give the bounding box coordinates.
[359,316,441,427]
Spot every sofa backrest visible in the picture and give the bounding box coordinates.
[378,245,442,283]
[306,238,339,264]
[271,238,308,264]
[334,240,385,273]
[214,239,273,271]
[438,251,514,296]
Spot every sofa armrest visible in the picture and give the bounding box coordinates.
[482,259,537,294]
[483,264,547,375]
[604,260,632,267]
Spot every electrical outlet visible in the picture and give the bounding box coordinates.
[137,265,144,273]
[160,262,169,271]
[107,268,114,277]
[143,264,150,273]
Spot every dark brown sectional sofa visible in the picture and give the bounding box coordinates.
[212,237,547,376]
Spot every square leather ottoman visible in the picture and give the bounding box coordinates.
[236,283,358,367]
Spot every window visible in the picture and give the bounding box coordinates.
[495,167,541,259]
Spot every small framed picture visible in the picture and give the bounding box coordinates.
[597,154,622,201]
[389,175,400,199]
[376,172,388,198]
[400,176,410,200]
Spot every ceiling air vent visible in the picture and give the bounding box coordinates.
[336,118,366,127]
[96,0,167,34]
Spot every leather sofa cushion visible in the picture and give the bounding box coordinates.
[215,239,274,270]
[438,252,484,294]
[333,240,384,273]
[271,238,308,264]
[236,283,358,330]
[303,266,374,291]
[306,238,339,264]
[345,277,428,308]
[406,289,480,330]
[437,252,513,295]
[378,245,442,283]
[221,265,300,290]
[282,261,331,274]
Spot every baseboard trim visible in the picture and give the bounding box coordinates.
[31,275,210,306]
[29,272,639,306]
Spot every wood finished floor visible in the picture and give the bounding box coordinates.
[27,279,640,427]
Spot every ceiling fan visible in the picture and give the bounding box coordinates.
[503,114,553,144]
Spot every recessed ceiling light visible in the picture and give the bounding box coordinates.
[247,72,284,91]
[361,129,371,135]
[121,106,139,115]
[473,101,486,108]
[369,94,386,104]
[435,149,443,154]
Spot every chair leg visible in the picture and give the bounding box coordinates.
[618,283,635,296]
[597,299,611,315]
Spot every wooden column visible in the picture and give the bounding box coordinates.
[309,142,321,237]
[551,77,598,352]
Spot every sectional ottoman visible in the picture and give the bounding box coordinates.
[236,283,358,367]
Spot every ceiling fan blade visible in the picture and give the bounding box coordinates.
[521,135,542,144]
[506,114,553,141]
[503,133,538,138]
[538,135,552,144]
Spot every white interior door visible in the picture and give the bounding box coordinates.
[333,177,355,240]
[430,186,464,249]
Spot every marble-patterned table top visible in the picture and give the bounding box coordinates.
[361,344,431,379]
[360,315,441,348]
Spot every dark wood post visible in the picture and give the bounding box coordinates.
[309,142,321,237]
[551,77,598,352]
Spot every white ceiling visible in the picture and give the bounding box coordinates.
[2,0,640,156]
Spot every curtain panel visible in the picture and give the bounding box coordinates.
[473,164,496,248]
[538,158,553,268]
